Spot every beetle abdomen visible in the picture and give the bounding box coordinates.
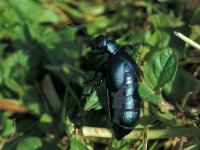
[108,64,140,140]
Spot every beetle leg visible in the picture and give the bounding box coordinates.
[122,42,145,51]
[83,77,103,96]
[83,61,107,96]
[131,41,145,50]
[84,61,108,84]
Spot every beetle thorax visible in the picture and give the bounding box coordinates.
[94,35,119,55]
[106,40,119,55]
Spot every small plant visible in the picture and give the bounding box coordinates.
[0,0,200,149]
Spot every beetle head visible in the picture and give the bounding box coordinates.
[91,35,119,55]
[68,25,119,55]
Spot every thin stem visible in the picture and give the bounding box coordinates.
[68,86,86,124]
[174,31,200,51]
[0,119,16,149]
[181,92,193,108]
[61,79,69,124]
[62,64,88,78]
[79,126,200,139]
[178,137,185,150]
[142,102,149,150]
[142,126,149,150]
[44,64,88,78]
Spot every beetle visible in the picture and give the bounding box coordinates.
[71,25,144,140]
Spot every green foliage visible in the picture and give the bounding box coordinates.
[70,138,88,150]
[0,0,200,149]
[84,91,102,111]
[138,83,162,105]
[0,118,15,138]
[16,137,61,150]
[144,47,178,91]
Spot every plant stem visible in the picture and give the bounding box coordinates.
[68,86,86,124]
[142,102,149,150]
[79,126,200,139]
[174,31,200,51]
[61,79,69,124]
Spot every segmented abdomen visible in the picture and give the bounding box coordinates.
[120,64,140,127]
[108,64,140,139]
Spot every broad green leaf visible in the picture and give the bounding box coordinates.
[66,117,75,137]
[189,25,200,42]
[116,31,147,63]
[56,3,84,21]
[8,0,60,23]
[79,3,105,15]
[112,139,129,150]
[4,79,24,95]
[0,50,29,95]
[138,115,158,126]
[39,114,53,124]
[84,91,102,111]
[0,44,7,58]
[163,68,200,102]
[152,106,184,127]
[1,50,28,80]
[70,138,88,150]
[122,42,145,63]
[39,114,54,133]
[138,83,162,105]
[16,137,61,150]
[87,16,111,34]
[147,30,170,47]
[190,7,200,25]
[116,30,148,44]
[144,48,178,91]
[22,87,43,115]
[0,1,21,25]
[0,119,14,138]
[148,12,183,28]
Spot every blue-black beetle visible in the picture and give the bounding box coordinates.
[72,26,144,140]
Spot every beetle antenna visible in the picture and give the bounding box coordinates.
[67,24,94,47]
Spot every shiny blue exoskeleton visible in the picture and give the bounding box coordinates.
[73,26,144,140]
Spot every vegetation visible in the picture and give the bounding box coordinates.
[0,0,200,149]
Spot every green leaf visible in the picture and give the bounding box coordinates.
[66,117,75,137]
[147,30,170,47]
[153,106,184,127]
[56,3,84,21]
[0,50,28,95]
[189,25,200,42]
[22,87,43,115]
[0,43,7,58]
[148,12,183,28]
[4,79,24,95]
[112,139,129,150]
[38,114,54,133]
[8,0,60,23]
[138,115,158,126]
[190,7,200,25]
[144,48,178,91]
[84,91,102,111]
[87,16,111,34]
[138,83,162,105]
[70,138,88,150]
[1,50,28,80]
[0,1,21,26]
[16,137,61,150]
[79,3,105,15]
[39,114,53,124]
[163,68,200,102]
[0,119,14,138]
